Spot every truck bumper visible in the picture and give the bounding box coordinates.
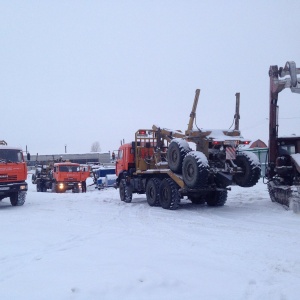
[57,182,81,191]
[0,182,28,195]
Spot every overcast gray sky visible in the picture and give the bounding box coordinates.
[1,1,299,155]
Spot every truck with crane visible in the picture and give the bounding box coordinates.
[265,61,300,211]
[0,140,28,206]
[114,90,261,210]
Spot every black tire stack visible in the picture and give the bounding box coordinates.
[182,151,209,188]
[167,138,191,173]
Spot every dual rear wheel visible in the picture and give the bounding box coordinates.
[189,190,228,207]
[119,177,181,210]
[146,177,227,208]
[145,178,180,210]
[121,176,227,209]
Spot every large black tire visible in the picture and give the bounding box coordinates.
[159,178,180,210]
[182,151,209,188]
[51,182,57,193]
[167,138,191,173]
[72,187,80,193]
[31,174,36,184]
[234,151,261,187]
[206,190,227,207]
[36,182,41,192]
[10,191,26,206]
[146,178,161,207]
[267,181,277,202]
[119,179,132,203]
[41,184,47,192]
[52,182,64,193]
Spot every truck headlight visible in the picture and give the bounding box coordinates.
[20,185,27,190]
[58,183,64,189]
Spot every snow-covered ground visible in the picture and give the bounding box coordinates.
[1,174,300,300]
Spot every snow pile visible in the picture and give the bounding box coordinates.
[0,175,300,299]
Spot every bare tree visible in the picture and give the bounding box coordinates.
[91,141,101,152]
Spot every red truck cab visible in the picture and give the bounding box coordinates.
[115,143,135,178]
[0,142,28,206]
[52,162,83,193]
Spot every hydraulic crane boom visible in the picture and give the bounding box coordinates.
[268,61,300,177]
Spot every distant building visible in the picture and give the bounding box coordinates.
[27,152,111,167]
[249,139,267,148]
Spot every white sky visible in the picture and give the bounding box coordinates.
[1,1,299,155]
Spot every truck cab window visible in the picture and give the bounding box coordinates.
[118,150,123,159]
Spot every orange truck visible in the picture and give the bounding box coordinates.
[115,90,261,210]
[33,162,90,193]
[0,140,28,206]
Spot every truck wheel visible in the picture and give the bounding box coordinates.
[267,181,277,202]
[72,187,80,193]
[146,178,161,206]
[10,191,26,206]
[159,178,180,210]
[36,182,41,192]
[52,182,63,193]
[167,138,191,173]
[51,182,57,193]
[234,151,261,187]
[182,151,209,188]
[42,185,47,192]
[206,190,227,207]
[39,182,46,192]
[31,174,36,184]
[119,179,132,203]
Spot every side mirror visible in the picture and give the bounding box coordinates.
[27,153,31,161]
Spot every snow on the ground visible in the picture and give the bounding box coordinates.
[1,175,300,300]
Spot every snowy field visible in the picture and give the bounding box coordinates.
[1,174,300,300]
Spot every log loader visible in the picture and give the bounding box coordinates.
[115,90,261,210]
[265,61,300,211]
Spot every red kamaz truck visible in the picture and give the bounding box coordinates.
[33,162,90,193]
[0,140,28,206]
[115,90,261,210]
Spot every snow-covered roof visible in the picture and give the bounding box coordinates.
[0,145,23,151]
[278,134,300,139]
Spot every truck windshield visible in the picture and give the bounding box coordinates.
[59,166,79,172]
[0,149,23,163]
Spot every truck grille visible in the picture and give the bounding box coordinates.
[0,174,17,181]
[65,177,75,182]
